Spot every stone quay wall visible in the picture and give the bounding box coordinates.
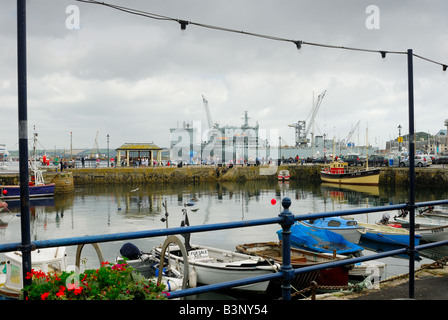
[1,165,447,189]
[67,165,448,187]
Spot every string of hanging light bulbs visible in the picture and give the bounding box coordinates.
[75,0,447,71]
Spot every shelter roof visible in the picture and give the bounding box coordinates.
[116,143,162,151]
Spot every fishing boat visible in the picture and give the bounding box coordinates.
[320,160,380,186]
[300,216,365,244]
[0,247,68,299]
[320,130,380,186]
[277,169,290,182]
[276,222,364,255]
[154,243,280,293]
[0,161,55,199]
[357,221,421,246]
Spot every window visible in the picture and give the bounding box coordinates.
[327,220,341,227]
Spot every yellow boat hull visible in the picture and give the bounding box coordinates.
[320,169,380,186]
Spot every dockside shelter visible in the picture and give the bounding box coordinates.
[116,143,163,166]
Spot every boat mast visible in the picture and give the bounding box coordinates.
[366,125,369,169]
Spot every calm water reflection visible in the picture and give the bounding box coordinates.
[1,180,448,278]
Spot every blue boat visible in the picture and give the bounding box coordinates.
[0,164,55,200]
[277,222,364,255]
[301,217,365,244]
[0,183,55,199]
[357,222,421,246]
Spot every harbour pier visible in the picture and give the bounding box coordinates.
[1,164,448,193]
[69,164,448,187]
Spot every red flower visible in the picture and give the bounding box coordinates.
[67,282,79,291]
[41,292,49,300]
[73,287,83,295]
[56,285,66,298]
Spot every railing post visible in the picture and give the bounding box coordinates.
[407,48,416,299]
[278,197,295,300]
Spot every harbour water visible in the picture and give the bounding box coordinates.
[1,179,448,298]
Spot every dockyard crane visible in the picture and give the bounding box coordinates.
[288,121,306,147]
[343,120,360,148]
[289,90,327,147]
[202,95,218,129]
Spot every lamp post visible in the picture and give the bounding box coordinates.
[398,125,402,152]
[107,134,110,167]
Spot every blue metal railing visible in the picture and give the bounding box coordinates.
[2,197,448,300]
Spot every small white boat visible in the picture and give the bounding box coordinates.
[417,206,448,219]
[0,247,67,299]
[277,170,290,181]
[379,211,448,243]
[394,210,448,227]
[387,218,448,243]
[154,243,280,293]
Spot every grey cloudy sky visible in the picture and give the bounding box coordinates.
[1,0,447,152]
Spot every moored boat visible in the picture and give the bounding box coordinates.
[394,209,448,227]
[300,216,365,244]
[277,169,290,181]
[236,242,349,288]
[357,221,421,246]
[276,222,364,255]
[154,243,280,293]
[380,211,448,243]
[0,247,67,299]
[236,242,385,288]
[320,160,380,186]
[416,206,448,218]
[0,161,55,200]
[391,223,448,243]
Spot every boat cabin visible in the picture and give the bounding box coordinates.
[323,161,348,174]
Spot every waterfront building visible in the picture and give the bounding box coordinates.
[116,143,162,167]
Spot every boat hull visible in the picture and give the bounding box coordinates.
[320,169,380,186]
[358,222,421,246]
[389,222,448,242]
[155,244,279,293]
[236,242,349,288]
[0,184,55,199]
